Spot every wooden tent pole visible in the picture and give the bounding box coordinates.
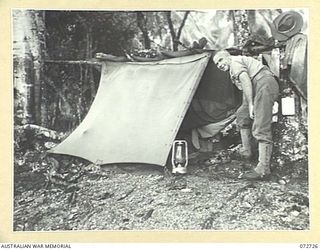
[44,60,102,66]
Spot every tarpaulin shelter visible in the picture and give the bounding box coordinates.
[49,52,241,166]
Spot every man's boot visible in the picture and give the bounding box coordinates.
[241,142,273,180]
[238,128,253,160]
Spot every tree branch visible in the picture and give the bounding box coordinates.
[176,11,190,40]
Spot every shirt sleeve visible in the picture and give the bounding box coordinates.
[231,60,248,80]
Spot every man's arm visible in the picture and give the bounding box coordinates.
[239,72,254,119]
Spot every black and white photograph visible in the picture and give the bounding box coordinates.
[12,8,309,232]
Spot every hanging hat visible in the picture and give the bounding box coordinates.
[271,11,304,42]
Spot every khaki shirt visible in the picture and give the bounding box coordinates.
[230,56,265,85]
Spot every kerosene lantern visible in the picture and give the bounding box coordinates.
[171,140,188,174]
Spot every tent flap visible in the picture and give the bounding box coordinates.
[49,53,211,166]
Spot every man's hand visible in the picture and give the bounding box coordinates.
[249,103,254,119]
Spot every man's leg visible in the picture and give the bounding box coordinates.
[236,97,254,160]
[242,78,279,179]
[255,142,273,175]
[239,128,253,159]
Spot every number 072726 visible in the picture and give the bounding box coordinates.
[299,244,319,249]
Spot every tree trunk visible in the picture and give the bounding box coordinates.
[12,10,46,125]
[166,11,190,51]
[136,12,151,49]
[230,10,250,48]
[35,11,47,127]
[85,25,96,104]
[165,11,177,51]
[228,11,238,46]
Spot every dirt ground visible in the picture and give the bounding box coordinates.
[13,144,309,231]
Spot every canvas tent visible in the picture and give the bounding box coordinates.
[49,52,241,166]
